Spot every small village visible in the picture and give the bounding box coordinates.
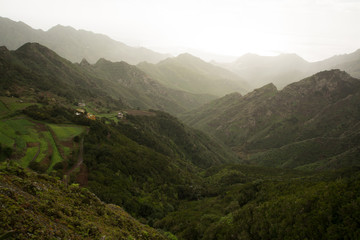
[75,101,125,121]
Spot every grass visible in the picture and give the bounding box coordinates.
[0,111,83,172]
[0,131,15,146]
[47,124,85,141]
[0,100,8,116]
[0,118,77,172]
[18,147,39,167]
[44,131,63,172]
[6,119,34,134]
[63,146,72,158]
[0,121,17,140]
[97,112,120,123]
[36,138,49,163]
[0,96,38,113]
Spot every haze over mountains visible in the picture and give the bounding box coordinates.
[1,16,360,94]
[1,15,360,240]
[138,53,249,96]
[216,50,360,89]
[0,16,170,64]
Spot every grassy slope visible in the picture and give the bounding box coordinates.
[0,97,86,173]
[48,124,85,141]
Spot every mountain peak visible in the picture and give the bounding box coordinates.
[14,42,67,65]
[95,57,112,66]
[306,69,354,85]
[0,45,9,54]
[244,83,278,99]
[80,58,90,66]
[16,42,55,55]
[282,69,360,102]
[176,53,203,62]
[16,42,48,53]
[0,46,10,60]
[47,24,77,32]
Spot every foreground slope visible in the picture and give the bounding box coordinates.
[138,53,249,96]
[0,164,167,240]
[0,16,169,64]
[0,101,237,227]
[182,70,360,169]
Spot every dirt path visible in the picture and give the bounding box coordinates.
[63,136,84,185]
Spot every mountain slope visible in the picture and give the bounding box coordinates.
[138,53,250,96]
[0,164,167,239]
[0,43,215,115]
[84,58,216,114]
[0,16,169,64]
[182,70,360,169]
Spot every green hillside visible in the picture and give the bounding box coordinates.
[156,165,360,239]
[0,43,214,115]
[138,53,249,97]
[83,58,216,115]
[0,164,168,239]
[182,70,360,170]
[1,38,360,240]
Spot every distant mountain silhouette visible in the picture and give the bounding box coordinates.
[138,53,250,97]
[0,16,170,64]
[215,50,360,89]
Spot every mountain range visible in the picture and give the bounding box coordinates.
[138,53,249,96]
[182,69,360,170]
[0,16,170,64]
[0,42,215,115]
[1,16,360,240]
[216,50,360,89]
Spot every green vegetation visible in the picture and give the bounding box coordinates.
[182,70,360,170]
[18,147,38,167]
[0,97,38,117]
[0,164,167,239]
[0,42,214,116]
[82,110,237,223]
[155,165,360,240]
[1,41,360,240]
[45,131,63,172]
[47,124,85,141]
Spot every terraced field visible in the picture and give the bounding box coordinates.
[0,118,85,174]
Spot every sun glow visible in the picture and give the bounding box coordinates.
[0,0,359,61]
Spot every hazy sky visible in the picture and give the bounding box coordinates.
[1,0,359,61]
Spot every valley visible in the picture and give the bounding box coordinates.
[0,17,360,240]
